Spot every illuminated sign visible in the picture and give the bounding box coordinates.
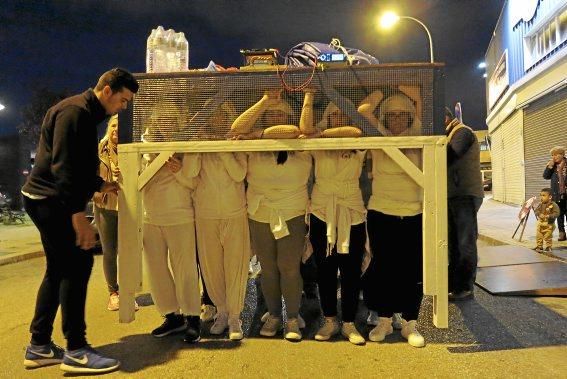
[488,50,509,109]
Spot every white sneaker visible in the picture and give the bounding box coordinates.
[314,317,340,341]
[228,317,244,341]
[260,314,282,337]
[209,313,228,335]
[341,322,365,345]
[261,311,305,328]
[368,317,393,342]
[366,310,379,326]
[401,320,425,348]
[392,313,403,330]
[284,318,302,341]
[107,292,119,311]
[200,304,217,322]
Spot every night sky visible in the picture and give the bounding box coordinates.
[0,0,505,137]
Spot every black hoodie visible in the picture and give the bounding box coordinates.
[22,89,108,214]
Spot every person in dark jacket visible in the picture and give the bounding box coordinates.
[543,146,567,241]
[21,68,138,374]
[445,107,484,301]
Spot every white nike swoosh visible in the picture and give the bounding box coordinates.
[67,354,89,365]
[33,350,55,358]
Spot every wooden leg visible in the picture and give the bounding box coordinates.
[118,150,142,323]
[433,139,448,328]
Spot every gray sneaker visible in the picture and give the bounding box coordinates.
[260,314,282,337]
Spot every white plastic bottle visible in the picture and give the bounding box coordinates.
[164,29,177,72]
[176,32,189,71]
[146,29,157,73]
[154,26,166,73]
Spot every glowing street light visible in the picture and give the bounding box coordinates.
[379,11,434,63]
[0,103,5,112]
[478,62,486,69]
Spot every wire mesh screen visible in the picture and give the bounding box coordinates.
[120,64,445,144]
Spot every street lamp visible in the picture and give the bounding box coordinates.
[379,11,434,63]
[0,103,5,112]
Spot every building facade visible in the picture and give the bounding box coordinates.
[485,0,567,205]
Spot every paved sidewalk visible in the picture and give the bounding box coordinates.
[478,194,567,260]
[1,194,566,265]
[0,219,43,266]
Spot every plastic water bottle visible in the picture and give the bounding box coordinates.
[176,32,189,71]
[146,29,157,72]
[164,29,177,72]
[154,26,166,72]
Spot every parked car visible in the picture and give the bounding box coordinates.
[481,170,492,191]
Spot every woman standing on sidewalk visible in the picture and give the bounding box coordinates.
[192,103,250,341]
[299,92,367,345]
[231,91,311,341]
[358,91,426,348]
[141,106,202,343]
[93,115,138,312]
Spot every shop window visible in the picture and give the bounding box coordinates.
[560,9,567,40]
[524,7,567,71]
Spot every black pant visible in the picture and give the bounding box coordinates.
[557,197,566,232]
[448,196,482,293]
[363,210,423,321]
[310,215,365,322]
[24,197,93,350]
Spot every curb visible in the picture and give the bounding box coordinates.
[0,250,44,267]
[477,233,508,246]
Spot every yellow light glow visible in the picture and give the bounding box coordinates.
[380,11,400,29]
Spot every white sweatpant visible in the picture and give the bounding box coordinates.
[196,214,250,318]
[143,222,200,316]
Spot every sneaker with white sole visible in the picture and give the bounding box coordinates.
[401,319,425,348]
[151,313,186,337]
[341,322,365,345]
[60,345,120,374]
[24,342,65,369]
[284,318,302,341]
[366,310,379,326]
[200,304,216,322]
[184,316,201,343]
[368,317,393,342]
[107,292,119,311]
[314,317,340,341]
[210,313,229,335]
[261,312,305,328]
[228,317,244,341]
[392,313,403,330]
[260,314,282,337]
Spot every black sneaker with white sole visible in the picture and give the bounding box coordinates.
[151,313,187,337]
[184,316,201,343]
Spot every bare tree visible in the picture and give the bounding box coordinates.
[17,87,69,145]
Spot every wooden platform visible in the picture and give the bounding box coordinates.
[476,245,567,296]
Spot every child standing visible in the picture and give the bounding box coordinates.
[534,188,560,253]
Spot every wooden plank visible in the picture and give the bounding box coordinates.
[433,138,448,328]
[137,151,174,191]
[422,145,436,296]
[118,151,143,323]
[381,147,424,188]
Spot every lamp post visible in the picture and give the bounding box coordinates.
[379,11,435,63]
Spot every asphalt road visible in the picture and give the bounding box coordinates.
[0,242,566,378]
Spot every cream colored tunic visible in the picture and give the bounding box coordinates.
[310,150,366,254]
[191,153,247,219]
[246,152,312,239]
[142,153,199,225]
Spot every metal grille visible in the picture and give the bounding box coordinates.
[120,64,445,144]
[524,86,567,200]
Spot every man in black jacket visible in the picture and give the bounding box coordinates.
[445,108,484,301]
[543,146,567,241]
[21,68,138,374]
